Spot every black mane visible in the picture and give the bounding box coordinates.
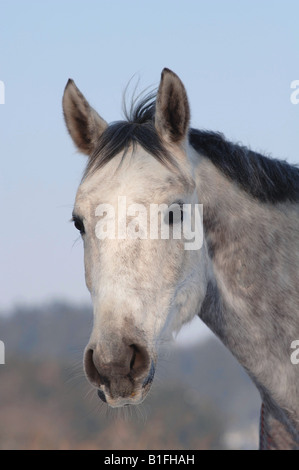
[85,91,299,204]
[189,129,299,203]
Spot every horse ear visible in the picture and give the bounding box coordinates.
[62,79,108,156]
[155,68,190,144]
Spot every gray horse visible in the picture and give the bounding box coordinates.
[63,68,299,450]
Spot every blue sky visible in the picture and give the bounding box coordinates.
[0,0,298,341]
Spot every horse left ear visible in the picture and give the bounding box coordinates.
[155,68,190,144]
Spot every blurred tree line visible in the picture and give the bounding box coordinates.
[0,302,260,450]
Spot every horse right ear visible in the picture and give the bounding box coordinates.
[62,79,108,156]
[155,68,190,144]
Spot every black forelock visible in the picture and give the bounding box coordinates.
[83,92,174,178]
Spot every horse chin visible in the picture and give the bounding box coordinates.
[98,385,151,408]
[105,393,145,408]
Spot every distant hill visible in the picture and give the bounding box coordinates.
[0,302,261,449]
[0,301,93,360]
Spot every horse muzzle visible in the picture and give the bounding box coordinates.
[97,361,155,407]
[84,339,156,407]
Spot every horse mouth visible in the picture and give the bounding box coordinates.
[97,360,156,407]
[97,389,107,403]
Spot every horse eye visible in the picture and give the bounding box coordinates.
[167,203,184,225]
[73,216,85,235]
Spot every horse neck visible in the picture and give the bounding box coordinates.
[190,148,299,443]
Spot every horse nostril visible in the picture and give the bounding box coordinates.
[129,344,150,379]
[129,345,137,370]
[84,348,102,388]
